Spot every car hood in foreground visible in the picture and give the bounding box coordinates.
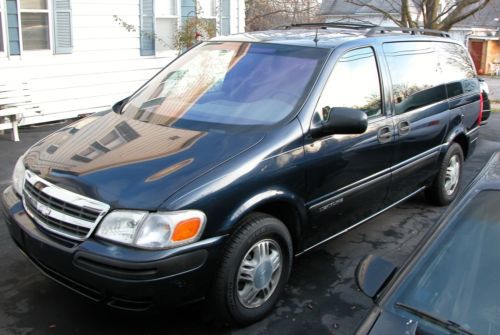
[23,111,264,210]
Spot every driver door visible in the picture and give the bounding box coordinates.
[303,47,395,248]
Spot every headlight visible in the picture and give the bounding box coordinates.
[96,210,206,249]
[12,155,26,196]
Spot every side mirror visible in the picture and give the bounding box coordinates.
[317,107,368,136]
[112,97,129,114]
[355,255,396,299]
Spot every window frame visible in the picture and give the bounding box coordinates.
[313,45,386,125]
[18,0,54,54]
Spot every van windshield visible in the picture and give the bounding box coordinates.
[121,42,329,130]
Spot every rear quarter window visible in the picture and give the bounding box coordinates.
[437,42,479,98]
[383,41,447,115]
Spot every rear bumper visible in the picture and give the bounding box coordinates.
[481,109,491,125]
[465,126,479,159]
[1,186,226,311]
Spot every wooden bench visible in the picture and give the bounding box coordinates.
[0,82,37,142]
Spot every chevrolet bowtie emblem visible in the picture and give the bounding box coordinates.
[37,202,51,216]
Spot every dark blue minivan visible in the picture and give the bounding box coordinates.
[1,24,483,325]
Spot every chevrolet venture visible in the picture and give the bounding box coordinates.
[1,24,483,325]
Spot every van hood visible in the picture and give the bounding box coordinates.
[23,112,264,210]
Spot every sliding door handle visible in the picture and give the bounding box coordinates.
[398,120,411,136]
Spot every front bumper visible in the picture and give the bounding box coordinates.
[1,186,226,311]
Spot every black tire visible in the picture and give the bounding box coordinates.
[212,212,293,326]
[426,142,464,206]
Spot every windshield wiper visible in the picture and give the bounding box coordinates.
[395,302,477,335]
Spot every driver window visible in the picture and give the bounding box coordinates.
[317,47,382,121]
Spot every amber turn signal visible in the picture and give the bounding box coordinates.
[172,218,202,241]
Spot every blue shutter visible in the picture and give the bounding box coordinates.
[140,0,155,56]
[53,0,73,54]
[6,0,20,55]
[0,13,4,52]
[181,0,196,23]
[221,0,230,36]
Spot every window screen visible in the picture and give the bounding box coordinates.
[20,0,50,50]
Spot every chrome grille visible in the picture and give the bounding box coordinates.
[22,170,110,240]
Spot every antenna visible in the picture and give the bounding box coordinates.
[313,27,319,45]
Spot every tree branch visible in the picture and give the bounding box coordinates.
[438,0,491,31]
[346,0,403,26]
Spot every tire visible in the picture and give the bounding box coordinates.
[426,142,464,206]
[212,212,293,326]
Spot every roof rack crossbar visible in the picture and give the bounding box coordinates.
[288,22,377,30]
[366,26,450,38]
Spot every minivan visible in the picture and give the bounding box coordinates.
[1,24,483,325]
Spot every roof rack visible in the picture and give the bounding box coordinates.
[282,23,451,38]
[287,22,376,30]
[366,26,451,38]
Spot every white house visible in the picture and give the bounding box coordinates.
[0,0,245,128]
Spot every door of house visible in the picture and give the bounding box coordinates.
[469,41,484,74]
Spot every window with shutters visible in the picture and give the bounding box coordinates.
[2,0,72,55]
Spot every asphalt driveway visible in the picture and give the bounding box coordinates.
[1,113,500,335]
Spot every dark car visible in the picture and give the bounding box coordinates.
[1,24,484,325]
[355,151,500,335]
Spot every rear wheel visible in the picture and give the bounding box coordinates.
[212,213,292,325]
[426,143,464,206]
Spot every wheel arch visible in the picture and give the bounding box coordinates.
[450,133,469,159]
[224,190,307,253]
[444,126,469,160]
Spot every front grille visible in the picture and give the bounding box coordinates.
[22,170,110,241]
[24,182,101,222]
[24,198,90,238]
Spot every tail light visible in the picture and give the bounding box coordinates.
[478,92,483,126]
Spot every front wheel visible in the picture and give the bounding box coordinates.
[212,213,292,325]
[426,143,464,206]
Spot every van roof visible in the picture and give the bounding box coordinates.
[211,25,455,49]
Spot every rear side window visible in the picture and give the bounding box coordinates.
[316,47,382,120]
[437,43,478,98]
[383,42,447,115]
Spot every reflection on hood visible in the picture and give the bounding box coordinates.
[25,112,205,177]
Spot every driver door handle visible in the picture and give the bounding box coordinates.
[398,120,411,136]
[377,126,392,143]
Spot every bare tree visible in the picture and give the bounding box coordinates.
[245,0,323,31]
[346,0,491,31]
